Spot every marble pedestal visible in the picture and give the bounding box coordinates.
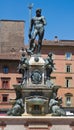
[0,116,74,130]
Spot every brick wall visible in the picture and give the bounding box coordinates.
[0,20,25,53]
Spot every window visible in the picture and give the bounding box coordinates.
[65,77,72,88]
[65,52,72,60]
[3,66,9,74]
[66,64,71,73]
[1,78,10,89]
[65,93,72,107]
[2,94,8,102]
[16,78,22,84]
[66,96,71,106]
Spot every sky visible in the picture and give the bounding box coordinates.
[0,0,74,44]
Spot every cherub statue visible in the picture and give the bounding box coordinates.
[18,52,29,85]
[45,52,55,80]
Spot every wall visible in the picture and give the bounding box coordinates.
[0,116,73,130]
[0,20,25,53]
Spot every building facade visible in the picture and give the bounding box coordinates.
[42,40,74,114]
[0,20,25,114]
[0,20,74,114]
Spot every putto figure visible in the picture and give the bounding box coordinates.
[26,8,47,55]
[45,52,55,80]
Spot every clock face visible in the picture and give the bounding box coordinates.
[31,70,42,84]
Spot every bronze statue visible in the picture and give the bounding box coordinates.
[45,52,55,80]
[26,8,46,55]
[18,52,29,85]
[7,8,66,116]
[49,97,66,116]
[7,87,24,116]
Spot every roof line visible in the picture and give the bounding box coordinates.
[0,19,25,22]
